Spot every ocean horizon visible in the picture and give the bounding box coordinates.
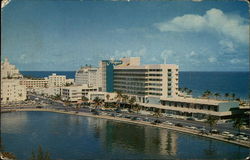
[20,71,249,99]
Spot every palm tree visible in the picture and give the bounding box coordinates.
[205,115,218,134]
[93,97,103,109]
[115,91,123,108]
[133,103,141,114]
[187,89,192,95]
[128,96,136,112]
[29,145,51,160]
[203,90,212,99]
[122,95,129,108]
[106,94,110,101]
[225,93,230,100]
[153,108,162,118]
[233,118,244,134]
[214,93,220,100]
[82,96,89,106]
[231,93,236,101]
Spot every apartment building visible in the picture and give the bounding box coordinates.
[1,58,23,79]
[1,79,26,103]
[48,73,66,87]
[75,66,100,88]
[20,79,49,88]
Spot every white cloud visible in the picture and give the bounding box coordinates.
[230,58,242,64]
[208,57,217,63]
[186,51,198,58]
[219,40,236,53]
[155,8,249,44]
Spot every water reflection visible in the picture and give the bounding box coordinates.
[86,119,178,157]
[1,112,28,134]
[1,112,249,160]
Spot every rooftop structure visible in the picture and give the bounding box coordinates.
[75,66,101,88]
[1,58,23,79]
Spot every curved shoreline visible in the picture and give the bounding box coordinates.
[2,108,250,148]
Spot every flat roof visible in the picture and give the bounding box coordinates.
[138,102,232,116]
[160,97,231,105]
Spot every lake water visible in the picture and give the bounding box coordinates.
[21,71,249,99]
[1,112,249,160]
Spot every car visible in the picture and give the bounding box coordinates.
[175,123,183,127]
[211,129,219,134]
[36,106,43,108]
[222,131,230,136]
[186,117,195,121]
[189,126,198,130]
[154,119,162,124]
[163,121,173,125]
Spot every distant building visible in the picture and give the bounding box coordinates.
[1,79,26,103]
[20,79,49,88]
[75,66,101,88]
[61,84,98,102]
[1,58,23,79]
[48,73,66,87]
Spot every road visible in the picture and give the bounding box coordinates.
[3,93,250,137]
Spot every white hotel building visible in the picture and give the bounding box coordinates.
[75,65,101,89]
[1,58,26,103]
[98,57,239,119]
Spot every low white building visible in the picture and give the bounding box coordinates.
[61,84,98,102]
[88,92,117,102]
[31,87,61,97]
[1,79,26,103]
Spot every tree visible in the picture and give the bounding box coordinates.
[214,93,220,100]
[153,108,162,118]
[106,94,110,101]
[233,118,244,134]
[128,96,136,112]
[29,145,51,160]
[115,91,123,108]
[37,145,43,160]
[93,97,103,109]
[231,93,236,101]
[225,93,230,100]
[30,150,36,160]
[133,103,141,114]
[187,89,192,95]
[122,95,129,108]
[205,115,218,134]
[202,90,212,99]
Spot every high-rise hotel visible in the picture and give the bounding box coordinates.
[97,57,238,119]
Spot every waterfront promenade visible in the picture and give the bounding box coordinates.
[2,107,249,148]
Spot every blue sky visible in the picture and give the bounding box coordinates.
[2,0,249,71]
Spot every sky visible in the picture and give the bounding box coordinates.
[2,0,249,71]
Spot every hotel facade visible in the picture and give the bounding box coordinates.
[98,57,239,119]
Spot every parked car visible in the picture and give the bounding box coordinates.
[222,131,230,136]
[154,119,162,124]
[36,106,43,108]
[163,121,173,125]
[211,129,219,134]
[186,117,195,121]
[175,123,183,127]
